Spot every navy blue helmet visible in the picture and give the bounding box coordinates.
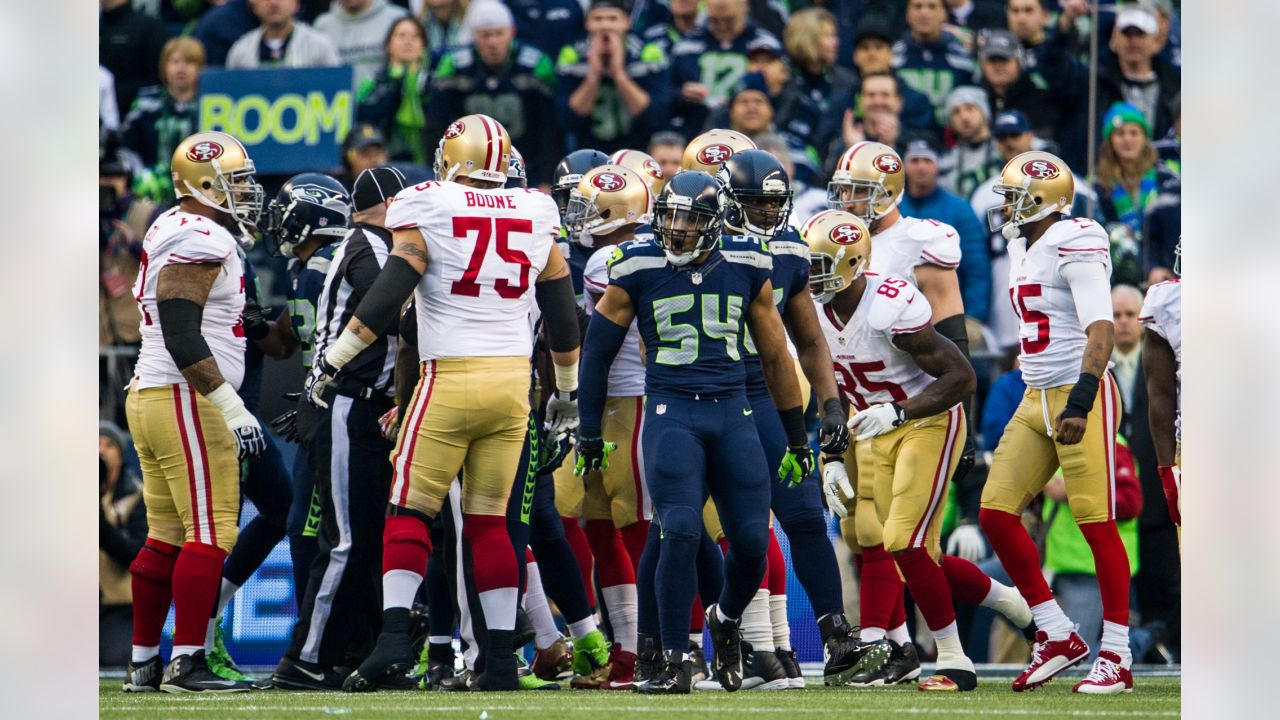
[652,171,723,266]
[263,173,352,258]
[717,149,793,236]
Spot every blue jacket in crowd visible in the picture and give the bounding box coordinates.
[899,185,991,322]
[890,31,974,127]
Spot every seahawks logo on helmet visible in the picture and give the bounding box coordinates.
[290,183,350,220]
[873,154,901,174]
[830,223,863,244]
[592,172,626,191]
[697,144,733,165]
[186,141,224,163]
[1021,159,1060,180]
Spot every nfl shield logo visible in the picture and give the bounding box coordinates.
[691,272,703,285]
[656,404,667,415]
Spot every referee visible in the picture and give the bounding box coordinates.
[271,168,409,690]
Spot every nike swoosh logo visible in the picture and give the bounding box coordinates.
[194,229,210,235]
[205,679,239,687]
[743,409,753,416]
[295,666,327,682]
[945,232,956,238]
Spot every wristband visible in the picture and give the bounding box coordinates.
[325,329,372,372]
[778,406,807,447]
[554,361,579,393]
[1062,372,1100,419]
[206,382,248,421]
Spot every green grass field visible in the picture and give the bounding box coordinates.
[99,676,1180,720]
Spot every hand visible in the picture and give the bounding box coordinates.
[1043,475,1068,503]
[1052,412,1087,445]
[574,433,616,476]
[1158,465,1181,525]
[242,293,270,341]
[946,524,987,562]
[544,389,580,433]
[841,109,866,147]
[305,357,338,409]
[223,405,267,459]
[681,82,709,104]
[1059,0,1088,32]
[606,33,627,77]
[848,402,905,441]
[535,429,572,475]
[821,457,854,518]
[869,111,899,146]
[587,33,606,78]
[777,445,814,488]
[378,407,400,442]
[818,404,850,456]
[270,396,299,442]
[950,432,975,485]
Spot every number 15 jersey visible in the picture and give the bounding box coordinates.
[386,181,561,361]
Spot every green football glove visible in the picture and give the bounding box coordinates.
[574,434,616,476]
[777,445,814,488]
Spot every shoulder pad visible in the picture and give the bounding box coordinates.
[1048,217,1109,249]
[608,240,666,280]
[720,245,773,270]
[866,276,926,333]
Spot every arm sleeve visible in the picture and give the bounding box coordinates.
[1060,260,1113,329]
[578,313,629,436]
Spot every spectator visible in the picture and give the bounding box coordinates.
[417,0,471,58]
[431,1,561,186]
[193,0,259,67]
[556,0,671,156]
[641,0,701,56]
[726,76,774,141]
[777,9,855,155]
[1099,6,1180,140]
[507,0,585,60]
[121,37,205,204]
[1003,0,1050,72]
[668,0,780,133]
[938,85,1001,199]
[100,0,172,112]
[891,0,974,127]
[227,0,341,68]
[337,122,391,187]
[315,0,409,87]
[1149,0,1181,70]
[1094,102,1179,284]
[1153,95,1180,174]
[356,17,433,166]
[99,139,155,350]
[818,71,935,185]
[99,66,120,141]
[99,421,147,667]
[898,140,990,322]
[628,0,675,37]
[975,29,1060,146]
[647,131,686,180]
[945,0,1006,38]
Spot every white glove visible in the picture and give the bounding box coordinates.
[544,389,580,433]
[304,357,338,409]
[207,383,266,458]
[822,459,855,518]
[847,402,905,441]
[946,524,986,562]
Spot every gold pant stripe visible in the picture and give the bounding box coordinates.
[390,360,436,508]
[908,404,963,549]
[173,385,217,547]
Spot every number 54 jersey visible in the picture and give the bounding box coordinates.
[386,181,561,361]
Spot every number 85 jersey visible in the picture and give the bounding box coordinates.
[386,181,560,361]
[817,274,936,412]
[1006,218,1111,389]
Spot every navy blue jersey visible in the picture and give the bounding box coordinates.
[736,229,810,399]
[286,243,339,371]
[668,22,779,133]
[558,237,600,309]
[239,253,266,412]
[607,239,771,399]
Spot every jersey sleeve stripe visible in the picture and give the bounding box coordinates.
[920,250,959,267]
[890,322,930,334]
[168,251,231,264]
[1057,246,1109,252]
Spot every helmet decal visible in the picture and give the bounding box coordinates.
[830,223,863,244]
[592,171,626,191]
[643,159,663,179]
[186,141,224,163]
[873,154,901,174]
[697,144,733,165]
[1021,159,1060,180]
[444,121,466,139]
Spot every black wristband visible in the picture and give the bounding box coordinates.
[778,406,807,447]
[1062,372,1100,419]
[822,397,845,423]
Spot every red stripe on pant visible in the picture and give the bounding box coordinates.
[186,387,217,548]
[392,361,435,508]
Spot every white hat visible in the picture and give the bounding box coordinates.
[464,0,515,35]
[1116,7,1158,35]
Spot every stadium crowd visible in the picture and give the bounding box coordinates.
[99,0,1182,695]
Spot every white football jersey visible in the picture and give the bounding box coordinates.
[583,247,645,397]
[132,209,246,391]
[387,181,560,361]
[817,274,937,411]
[1140,279,1181,440]
[1006,217,1112,389]
[870,215,962,279]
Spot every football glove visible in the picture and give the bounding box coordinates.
[945,524,986,562]
[777,445,814,488]
[535,429,572,475]
[847,402,906,441]
[574,433,616,476]
[242,293,270,341]
[207,383,266,458]
[950,432,975,485]
[818,403,851,456]
[304,357,339,409]
[821,457,854,518]
[1158,465,1181,525]
[378,407,400,442]
[270,411,297,443]
[545,389,580,433]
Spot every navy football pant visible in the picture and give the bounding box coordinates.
[286,444,319,602]
[223,419,290,591]
[636,521,723,641]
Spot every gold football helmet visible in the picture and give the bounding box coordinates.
[681,129,756,174]
[434,114,510,185]
[987,150,1075,236]
[171,131,263,233]
[826,141,905,223]
[610,148,667,194]
[801,209,872,305]
[564,164,652,239]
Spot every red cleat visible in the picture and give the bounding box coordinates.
[1073,651,1134,695]
[600,648,637,690]
[1012,630,1089,691]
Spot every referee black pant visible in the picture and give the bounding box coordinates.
[285,392,394,669]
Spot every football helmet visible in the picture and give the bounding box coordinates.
[263,173,352,258]
[987,150,1074,239]
[652,171,723,266]
[802,210,872,305]
[564,164,652,239]
[171,131,264,239]
[681,129,756,174]
[826,141,905,223]
[610,148,666,195]
[717,149,793,237]
[506,146,528,189]
[551,149,611,219]
[433,114,510,185]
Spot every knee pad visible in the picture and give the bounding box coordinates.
[657,505,701,541]
[129,538,180,582]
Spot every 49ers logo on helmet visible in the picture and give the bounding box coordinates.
[1021,159,1060,180]
[697,144,733,165]
[643,159,664,179]
[592,172,626,191]
[873,154,901,174]
[444,121,465,139]
[830,223,863,245]
[186,141,224,163]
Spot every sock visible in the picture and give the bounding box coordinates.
[857,545,899,636]
[1101,620,1132,666]
[382,514,432,609]
[888,623,910,645]
[523,560,562,649]
[204,618,216,650]
[216,577,239,617]
[129,538,179,656]
[171,644,203,658]
[636,522,661,638]
[1078,521,1131,628]
[979,508,1054,607]
[384,569,424,610]
[1030,599,1074,641]
[715,604,733,623]
[740,588,772,649]
[463,513,519,632]
[940,555,993,605]
[690,632,702,648]
[931,620,972,671]
[567,616,598,639]
[620,520,650,574]
[690,598,705,634]
[601,583,639,653]
[171,542,226,651]
[862,626,887,642]
[769,594,791,651]
[893,547,956,635]
[561,517,596,608]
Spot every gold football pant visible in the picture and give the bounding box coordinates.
[583,395,650,527]
[835,438,877,554]
[554,459,583,518]
[125,383,240,552]
[870,405,965,559]
[389,357,531,517]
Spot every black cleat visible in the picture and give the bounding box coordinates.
[776,649,804,689]
[423,659,455,690]
[846,639,895,687]
[159,651,251,693]
[513,608,537,652]
[635,649,692,695]
[705,604,744,692]
[740,643,789,691]
[343,609,415,692]
[688,643,710,685]
[882,641,922,685]
[473,654,519,692]
[818,613,862,685]
[123,656,163,692]
[634,634,662,685]
[440,668,477,691]
[270,656,346,691]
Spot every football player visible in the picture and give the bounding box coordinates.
[576,171,812,694]
[123,131,264,693]
[979,151,1132,694]
[1141,242,1181,540]
[313,115,581,693]
[680,127,756,175]
[610,147,668,195]
[806,209,1031,692]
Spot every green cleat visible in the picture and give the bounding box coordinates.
[569,630,612,689]
[516,654,561,691]
[207,620,251,682]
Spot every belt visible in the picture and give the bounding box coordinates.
[321,378,379,402]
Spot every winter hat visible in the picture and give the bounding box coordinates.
[944,86,990,125]
[1102,101,1152,141]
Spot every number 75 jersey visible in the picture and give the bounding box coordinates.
[386,181,561,361]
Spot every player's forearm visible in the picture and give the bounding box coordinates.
[177,357,227,397]
[902,367,975,421]
[1079,320,1114,379]
[760,351,804,415]
[796,339,838,406]
[254,319,295,360]
[1147,385,1178,467]
[578,314,628,435]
